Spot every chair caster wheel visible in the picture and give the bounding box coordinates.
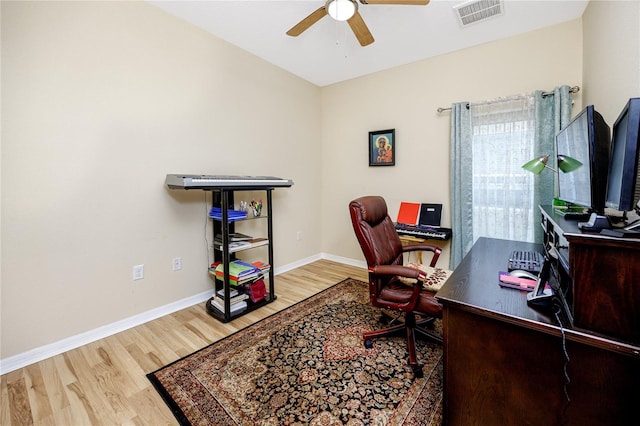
[364,339,373,349]
[411,365,424,378]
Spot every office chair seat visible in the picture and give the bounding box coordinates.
[379,281,444,313]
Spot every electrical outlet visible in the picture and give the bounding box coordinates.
[172,257,182,271]
[133,264,144,280]
[296,231,303,241]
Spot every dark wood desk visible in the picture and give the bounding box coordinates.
[436,237,640,426]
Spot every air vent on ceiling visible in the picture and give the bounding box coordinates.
[454,0,503,27]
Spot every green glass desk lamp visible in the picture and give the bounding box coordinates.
[521,154,582,174]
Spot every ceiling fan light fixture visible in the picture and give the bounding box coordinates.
[326,0,357,22]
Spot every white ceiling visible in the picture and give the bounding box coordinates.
[149,0,589,87]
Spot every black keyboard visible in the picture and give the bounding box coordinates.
[508,250,544,274]
[394,223,452,241]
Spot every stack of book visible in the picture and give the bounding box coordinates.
[215,232,253,242]
[209,260,260,286]
[209,288,249,314]
[213,233,269,253]
[251,260,270,275]
[207,259,271,315]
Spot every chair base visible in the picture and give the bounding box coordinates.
[376,311,443,344]
[363,311,442,378]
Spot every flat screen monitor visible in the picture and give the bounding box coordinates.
[556,105,610,215]
[605,98,640,213]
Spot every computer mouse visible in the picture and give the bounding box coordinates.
[509,269,538,280]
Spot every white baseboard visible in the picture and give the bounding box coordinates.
[321,252,367,269]
[0,254,364,375]
[0,289,214,375]
[274,253,323,274]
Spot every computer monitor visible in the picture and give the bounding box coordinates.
[605,98,640,215]
[556,105,611,230]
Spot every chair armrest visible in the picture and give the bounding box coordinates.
[401,244,442,267]
[370,264,427,281]
[369,265,424,311]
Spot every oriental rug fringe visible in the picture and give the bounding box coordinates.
[147,278,443,425]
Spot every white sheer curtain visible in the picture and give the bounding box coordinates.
[470,95,537,243]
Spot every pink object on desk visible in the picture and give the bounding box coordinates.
[498,271,536,291]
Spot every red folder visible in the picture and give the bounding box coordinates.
[397,202,421,225]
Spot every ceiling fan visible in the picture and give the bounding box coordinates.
[286,0,431,47]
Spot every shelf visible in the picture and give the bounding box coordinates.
[213,237,268,253]
[209,214,268,222]
[166,176,291,323]
[208,267,269,286]
[205,294,277,322]
[209,187,276,322]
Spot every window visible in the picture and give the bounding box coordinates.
[450,87,573,268]
[470,95,537,242]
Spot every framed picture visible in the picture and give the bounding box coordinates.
[369,129,395,166]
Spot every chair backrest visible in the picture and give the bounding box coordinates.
[349,196,404,269]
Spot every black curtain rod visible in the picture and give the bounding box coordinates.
[437,85,580,113]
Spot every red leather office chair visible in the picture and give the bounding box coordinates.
[349,196,444,378]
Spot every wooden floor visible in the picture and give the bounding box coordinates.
[1,260,368,426]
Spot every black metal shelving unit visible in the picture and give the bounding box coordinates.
[165,174,293,323]
[206,187,276,322]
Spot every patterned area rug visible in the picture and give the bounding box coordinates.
[147,278,443,425]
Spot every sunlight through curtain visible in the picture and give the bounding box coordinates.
[470,94,537,245]
[449,86,573,269]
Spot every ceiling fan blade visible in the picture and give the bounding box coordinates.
[286,7,328,37]
[347,11,374,46]
[360,0,430,5]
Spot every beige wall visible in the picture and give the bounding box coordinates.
[321,19,583,268]
[582,0,640,124]
[1,1,321,359]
